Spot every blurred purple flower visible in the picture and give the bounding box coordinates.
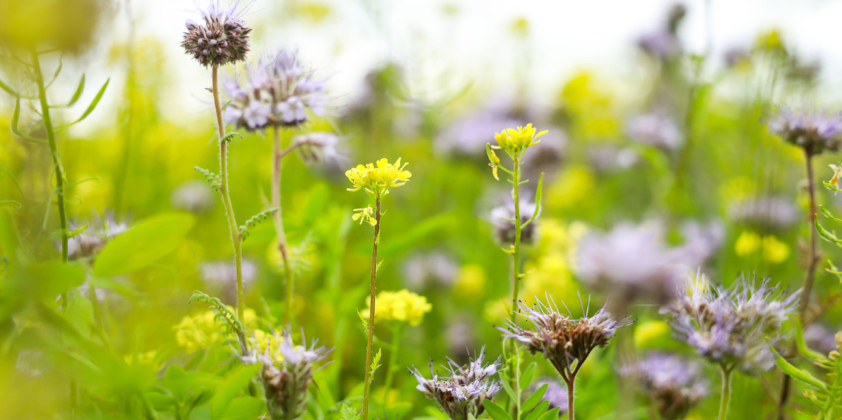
[171,180,215,214]
[588,145,640,173]
[490,199,538,246]
[403,251,459,290]
[626,112,683,151]
[534,379,569,411]
[768,107,842,155]
[292,132,349,166]
[620,353,708,420]
[728,196,799,231]
[200,259,257,304]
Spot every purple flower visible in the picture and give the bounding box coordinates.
[534,379,569,411]
[403,251,459,290]
[223,49,330,130]
[728,196,799,231]
[65,212,129,260]
[171,180,215,214]
[291,132,349,166]
[625,112,683,151]
[499,296,634,380]
[181,0,254,67]
[588,145,639,173]
[620,353,708,420]
[435,111,522,157]
[661,273,799,374]
[768,107,842,155]
[200,259,257,304]
[410,349,501,420]
[490,198,539,245]
[638,30,681,59]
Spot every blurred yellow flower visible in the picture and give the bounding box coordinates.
[509,17,530,38]
[558,71,620,140]
[483,300,510,324]
[361,289,431,326]
[734,231,789,264]
[346,158,411,196]
[174,307,257,353]
[720,176,755,202]
[251,329,284,363]
[124,350,157,366]
[352,207,377,226]
[546,166,595,211]
[754,29,786,55]
[634,320,671,349]
[454,264,486,298]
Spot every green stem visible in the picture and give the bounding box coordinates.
[211,66,245,324]
[271,126,295,326]
[567,378,575,420]
[31,47,75,420]
[511,156,522,322]
[362,194,382,420]
[718,366,733,420]
[382,322,402,402]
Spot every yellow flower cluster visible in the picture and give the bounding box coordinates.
[734,231,789,264]
[492,124,547,155]
[251,329,284,363]
[361,289,431,326]
[352,206,377,226]
[346,158,412,196]
[174,307,256,353]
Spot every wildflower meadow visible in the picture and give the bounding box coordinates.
[2,1,842,419]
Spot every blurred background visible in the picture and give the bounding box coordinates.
[2,0,842,419]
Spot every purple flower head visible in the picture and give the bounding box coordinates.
[498,295,634,380]
[223,49,331,131]
[65,212,130,260]
[490,198,539,246]
[201,259,257,304]
[661,273,799,374]
[625,112,683,151]
[638,30,682,59]
[619,353,708,420]
[403,251,459,290]
[181,0,254,67]
[410,349,501,420]
[575,221,722,313]
[291,132,349,166]
[768,107,842,155]
[240,330,332,420]
[171,180,215,214]
[728,196,799,231]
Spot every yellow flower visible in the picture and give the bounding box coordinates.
[734,231,789,264]
[345,158,411,196]
[735,231,761,256]
[174,307,257,353]
[361,289,431,326]
[634,320,671,349]
[251,329,285,363]
[492,124,547,155]
[352,207,377,226]
[454,264,486,298]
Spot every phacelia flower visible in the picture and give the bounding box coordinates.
[533,379,569,411]
[200,259,257,304]
[636,3,685,60]
[620,353,709,420]
[360,289,432,326]
[625,112,683,151]
[171,180,216,214]
[492,124,548,156]
[435,111,524,157]
[728,196,799,231]
[181,0,254,67]
[223,49,330,130]
[403,251,459,290]
[767,107,842,155]
[499,296,634,381]
[410,349,501,420]
[490,199,539,246]
[240,330,331,420]
[65,213,130,260]
[575,221,722,313]
[661,273,800,374]
[345,158,412,196]
[291,132,348,165]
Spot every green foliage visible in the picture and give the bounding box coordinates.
[239,207,279,241]
[195,166,222,191]
[188,290,246,338]
[93,212,195,276]
[209,363,261,419]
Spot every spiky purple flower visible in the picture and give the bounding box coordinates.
[625,112,683,151]
[240,330,332,420]
[767,107,842,155]
[181,0,253,67]
[499,296,634,381]
[661,273,799,374]
[223,49,329,130]
[410,349,501,420]
[620,353,708,420]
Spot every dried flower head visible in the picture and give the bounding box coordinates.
[240,330,332,420]
[223,49,329,129]
[360,289,432,326]
[410,349,501,420]
[620,353,709,420]
[661,273,799,374]
[490,199,539,245]
[345,158,411,196]
[625,112,683,151]
[767,107,842,155]
[499,296,634,381]
[181,0,253,67]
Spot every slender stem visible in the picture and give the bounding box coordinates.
[718,366,733,420]
[511,156,522,322]
[800,148,818,315]
[211,66,245,323]
[567,378,575,420]
[31,47,75,420]
[382,322,401,401]
[362,194,382,420]
[271,127,295,326]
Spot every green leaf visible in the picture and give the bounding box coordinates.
[771,348,828,390]
[499,373,516,401]
[523,400,549,420]
[239,207,279,241]
[522,384,547,413]
[59,78,109,129]
[65,292,95,336]
[218,397,265,420]
[195,166,221,192]
[160,364,220,403]
[536,407,560,420]
[794,316,829,362]
[369,349,382,379]
[210,363,261,420]
[815,215,842,244]
[67,74,85,107]
[520,362,537,390]
[94,212,195,277]
[340,404,361,420]
[27,261,86,298]
[0,77,18,97]
[221,132,242,144]
[482,400,513,420]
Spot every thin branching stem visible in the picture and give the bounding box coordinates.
[718,366,733,420]
[271,126,295,325]
[362,194,382,420]
[211,65,245,323]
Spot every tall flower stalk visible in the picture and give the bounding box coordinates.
[766,107,842,416]
[346,158,411,419]
[182,0,253,323]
